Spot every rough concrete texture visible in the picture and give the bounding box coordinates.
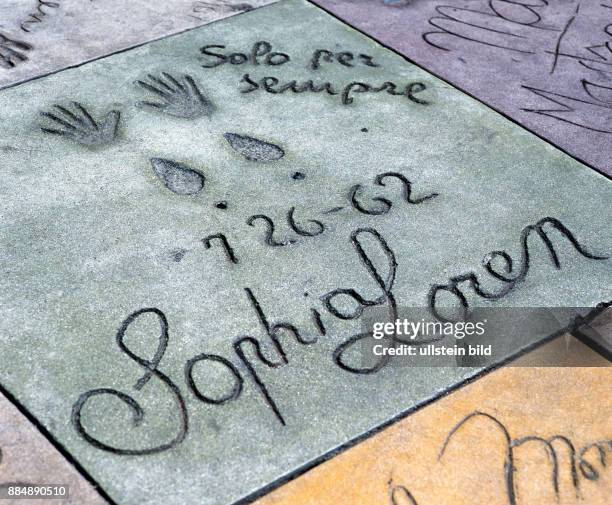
[0,0,610,504]
[0,0,276,89]
[255,355,612,505]
[0,393,107,505]
[510,331,612,366]
[572,307,612,356]
[312,0,612,176]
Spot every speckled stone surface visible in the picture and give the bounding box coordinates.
[510,331,611,366]
[0,1,611,504]
[0,0,276,90]
[312,0,612,176]
[0,393,107,505]
[255,353,612,505]
[572,306,612,355]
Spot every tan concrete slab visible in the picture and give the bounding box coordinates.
[0,1,610,503]
[0,393,107,505]
[255,344,611,505]
[511,334,611,367]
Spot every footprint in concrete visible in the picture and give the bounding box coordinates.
[223,133,284,162]
[150,158,205,195]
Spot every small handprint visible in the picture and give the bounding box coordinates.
[135,72,213,119]
[40,102,120,146]
[0,32,32,69]
[423,2,567,59]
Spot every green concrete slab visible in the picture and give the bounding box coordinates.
[0,1,610,504]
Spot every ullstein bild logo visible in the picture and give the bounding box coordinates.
[371,318,492,358]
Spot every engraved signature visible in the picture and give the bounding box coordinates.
[422,1,612,135]
[20,0,61,33]
[71,217,607,452]
[389,411,612,505]
[0,33,32,69]
[0,1,61,69]
[200,41,427,105]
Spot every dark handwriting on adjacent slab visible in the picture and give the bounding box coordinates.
[0,1,61,69]
[422,1,612,134]
[20,0,61,33]
[521,82,612,135]
[422,2,559,55]
[389,411,612,505]
[0,33,32,69]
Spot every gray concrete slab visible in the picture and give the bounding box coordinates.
[0,0,276,89]
[0,1,610,504]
